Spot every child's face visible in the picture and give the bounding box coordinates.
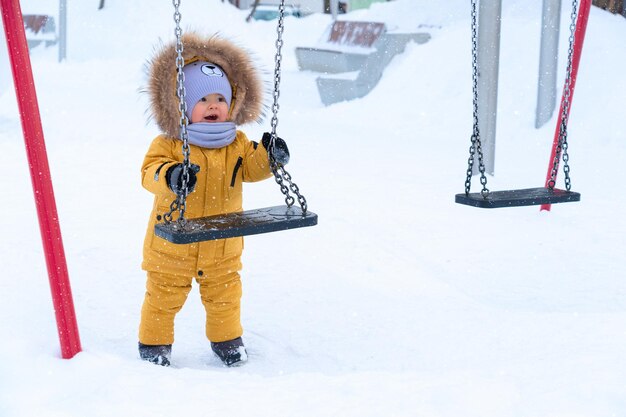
[190,93,229,123]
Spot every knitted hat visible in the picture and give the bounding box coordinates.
[182,61,232,119]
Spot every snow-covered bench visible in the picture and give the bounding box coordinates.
[295,20,430,105]
[295,21,386,74]
[24,14,58,49]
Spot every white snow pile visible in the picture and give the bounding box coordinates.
[1,1,625,416]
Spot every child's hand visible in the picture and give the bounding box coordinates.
[166,163,200,195]
[262,132,290,166]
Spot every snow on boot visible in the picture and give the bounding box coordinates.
[138,342,172,366]
[211,337,247,367]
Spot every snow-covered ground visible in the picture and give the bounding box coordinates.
[1,1,625,416]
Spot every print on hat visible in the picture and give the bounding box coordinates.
[201,64,225,77]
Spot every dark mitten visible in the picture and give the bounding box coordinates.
[166,163,200,195]
[262,132,290,165]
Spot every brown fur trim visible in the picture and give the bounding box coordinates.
[146,33,265,138]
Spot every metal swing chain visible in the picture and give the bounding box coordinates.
[548,0,578,191]
[464,0,489,198]
[163,0,192,224]
[268,0,308,213]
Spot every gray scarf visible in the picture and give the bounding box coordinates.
[184,122,237,149]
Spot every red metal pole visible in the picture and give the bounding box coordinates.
[540,0,592,211]
[1,0,81,358]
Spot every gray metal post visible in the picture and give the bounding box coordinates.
[330,0,338,20]
[535,0,561,128]
[58,0,67,62]
[476,0,502,175]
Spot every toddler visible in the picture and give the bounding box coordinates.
[138,33,288,367]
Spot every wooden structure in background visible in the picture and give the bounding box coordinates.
[592,0,625,14]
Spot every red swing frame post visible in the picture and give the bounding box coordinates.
[0,0,81,358]
[541,0,592,212]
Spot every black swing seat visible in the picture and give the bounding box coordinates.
[455,187,580,209]
[155,205,318,244]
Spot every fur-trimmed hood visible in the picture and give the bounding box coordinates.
[147,33,264,138]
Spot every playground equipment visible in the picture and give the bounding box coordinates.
[455,0,591,209]
[154,0,317,244]
[0,0,80,359]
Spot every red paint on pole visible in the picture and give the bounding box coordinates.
[1,0,81,358]
[541,0,592,211]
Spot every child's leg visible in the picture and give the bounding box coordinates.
[197,270,243,343]
[139,271,193,345]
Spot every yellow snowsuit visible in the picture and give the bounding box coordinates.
[140,33,269,346]
[139,132,272,344]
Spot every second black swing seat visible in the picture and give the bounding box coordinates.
[456,0,585,210]
[455,187,580,209]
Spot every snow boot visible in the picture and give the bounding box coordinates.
[138,342,172,366]
[211,337,247,367]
